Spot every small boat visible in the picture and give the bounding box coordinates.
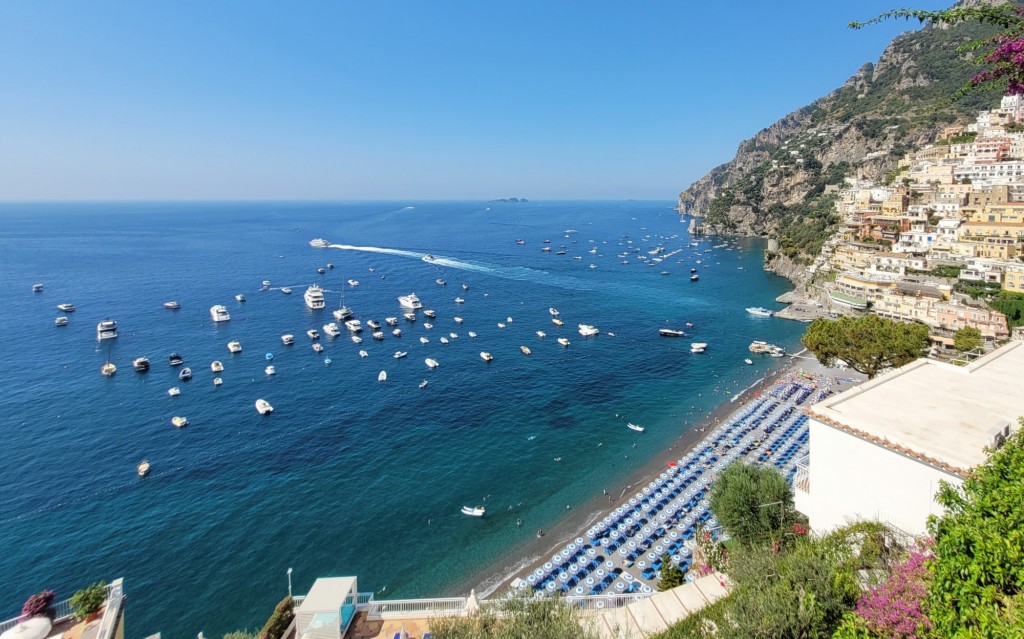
[327,263,334,269]
[436,279,447,286]
[454,297,465,304]
[425,358,439,369]
[359,350,369,358]
[468,331,477,338]
[454,316,464,323]
[404,312,417,322]
[167,387,181,396]
[137,460,151,477]
[394,351,407,359]
[461,506,486,517]
[307,329,320,340]
[392,329,402,337]
[422,254,436,262]
[449,332,458,339]
[281,287,293,294]
[536,331,546,338]
[227,341,242,353]
[133,357,150,372]
[506,316,513,323]
[690,274,699,282]
[164,301,181,310]
[323,323,342,337]
[578,324,599,337]
[235,294,246,302]
[265,352,274,360]
[745,307,774,317]
[419,380,429,388]
[552,318,564,327]
[398,293,423,309]
[309,238,330,248]
[169,353,184,366]
[54,317,68,327]
[420,337,429,344]
[97,319,118,340]
[265,365,275,375]
[57,303,75,312]
[100,361,117,377]
[627,423,645,433]
[313,343,324,353]
[515,239,525,245]
[462,283,469,291]
[255,399,273,415]
[480,351,493,362]
[497,322,506,329]
[520,345,532,356]
[690,342,708,354]
[213,377,223,386]
[367,319,381,330]
[385,317,399,326]
[770,347,786,358]
[549,308,560,316]
[304,285,326,310]
[423,309,437,319]
[558,337,570,347]
[373,332,384,340]
[344,319,362,333]
[424,323,434,330]
[351,335,363,344]
[210,305,231,322]
[347,279,359,287]
[744,358,754,365]
[178,367,192,381]
[171,416,189,428]
[690,268,698,273]
[317,267,325,274]
[32,283,43,292]
[378,370,387,382]
[439,336,449,344]
[262,280,272,287]
[281,334,295,345]
[659,328,686,337]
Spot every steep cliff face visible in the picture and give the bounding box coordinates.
[679,5,1003,253]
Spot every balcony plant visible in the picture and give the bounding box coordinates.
[20,590,55,620]
[69,581,107,620]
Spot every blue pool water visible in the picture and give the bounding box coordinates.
[0,201,804,637]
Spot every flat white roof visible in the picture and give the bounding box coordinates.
[808,341,1024,475]
[299,577,357,612]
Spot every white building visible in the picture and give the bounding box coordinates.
[795,341,1024,536]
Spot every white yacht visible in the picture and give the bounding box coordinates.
[211,360,224,372]
[480,351,493,362]
[235,294,246,302]
[627,423,645,433]
[423,309,437,319]
[307,328,320,340]
[304,285,326,310]
[578,324,599,337]
[210,305,231,322]
[281,334,295,345]
[557,337,570,347]
[309,238,330,248]
[347,279,359,287]
[97,319,118,340]
[54,317,68,327]
[344,319,362,333]
[255,399,274,415]
[323,322,342,337]
[163,301,181,310]
[536,331,546,338]
[745,307,774,317]
[132,357,150,372]
[385,317,399,326]
[351,335,363,344]
[57,303,75,312]
[367,319,381,330]
[373,331,385,340]
[398,293,423,309]
[690,342,708,354]
[227,340,242,353]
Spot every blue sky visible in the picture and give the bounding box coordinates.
[0,1,951,200]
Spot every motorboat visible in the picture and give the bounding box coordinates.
[210,305,231,322]
[468,331,477,338]
[549,308,560,316]
[745,307,774,317]
[690,274,699,282]
[385,317,399,326]
[462,283,469,291]
[323,323,342,337]
[514,239,525,245]
[542,246,552,252]
[578,324,599,337]
[422,254,437,263]
[394,351,407,359]
[262,280,272,287]
[690,268,698,273]
[424,322,434,330]
[169,353,184,366]
[480,352,493,362]
[659,328,686,337]
[461,506,485,517]
[367,319,381,330]
[770,346,786,358]
[32,283,43,292]
[744,358,754,365]
[423,309,436,319]
[211,360,224,372]
[133,357,150,372]
[327,263,334,269]
[171,416,189,428]
[378,370,387,382]
[307,329,320,340]
[551,318,564,327]
[178,367,192,381]
[100,361,117,377]
[454,298,465,304]
[333,295,354,320]
[419,380,429,389]
[213,377,223,386]
[497,322,506,329]
[313,343,324,353]
[404,312,417,322]
[281,334,295,345]
[520,345,532,356]
[344,319,362,332]
[392,329,402,337]
[359,350,369,358]
[627,423,645,432]
[304,285,326,310]
[54,317,68,327]
[265,365,275,375]
[351,335,363,344]
[255,399,273,415]
[557,337,570,347]
[449,332,458,339]
[137,459,151,477]
[454,317,464,323]
[309,238,330,248]
[281,287,293,294]
[439,336,449,344]
[536,330,546,338]
[97,319,118,340]
[347,279,359,287]
[506,316,513,323]
[373,331,385,340]
[398,293,423,309]
[235,294,246,302]
[690,342,708,354]
[57,303,75,312]
[168,387,181,396]
[317,267,325,274]
[435,278,447,287]
[420,337,429,344]
[164,301,181,310]
[425,358,439,369]
[227,341,242,353]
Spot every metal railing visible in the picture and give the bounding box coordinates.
[365,597,468,619]
[94,580,124,639]
[793,456,810,494]
[0,582,117,634]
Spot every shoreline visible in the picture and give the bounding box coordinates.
[461,348,828,599]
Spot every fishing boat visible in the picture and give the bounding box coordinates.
[227,340,242,353]
[425,358,439,369]
[557,337,570,347]
[137,460,151,477]
[133,357,150,372]
[171,416,189,428]
[480,351,493,362]
[255,399,273,415]
[627,423,645,432]
[745,307,774,317]
[163,301,181,310]
[461,506,486,517]
[520,345,532,356]
[378,370,387,382]
[659,328,686,337]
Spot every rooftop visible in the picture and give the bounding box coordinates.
[807,341,1024,476]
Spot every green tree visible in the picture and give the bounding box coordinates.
[802,315,930,378]
[257,597,293,639]
[926,419,1024,637]
[708,463,796,549]
[953,326,983,352]
[658,552,685,591]
[429,595,601,639]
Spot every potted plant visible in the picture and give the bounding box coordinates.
[70,581,107,620]
[20,590,55,621]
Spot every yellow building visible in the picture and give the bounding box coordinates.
[1003,264,1024,293]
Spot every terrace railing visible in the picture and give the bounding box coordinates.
[0,582,117,634]
[793,456,810,494]
[364,597,468,619]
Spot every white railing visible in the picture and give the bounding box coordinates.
[365,597,468,619]
[94,579,124,639]
[0,582,117,634]
[794,456,810,494]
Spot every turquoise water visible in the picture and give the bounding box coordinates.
[0,201,804,637]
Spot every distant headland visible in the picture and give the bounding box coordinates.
[489,197,529,203]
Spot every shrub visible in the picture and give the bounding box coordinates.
[70,581,107,619]
[429,594,601,639]
[223,632,257,639]
[257,597,293,639]
[20,590,55,620]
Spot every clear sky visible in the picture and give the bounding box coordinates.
[0,1,951,201]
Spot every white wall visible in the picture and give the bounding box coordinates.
[794,419,963,536]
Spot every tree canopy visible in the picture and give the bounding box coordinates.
[708,463,797,549]
[953,326,984,352]
[801,315,930,378]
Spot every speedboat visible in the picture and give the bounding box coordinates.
[378,370,387,382]
[171,416,189,428]
[769,346,786,358]
[137,460,151,477]
[659,328,686,337]
[520,345,532,356]
[255,399,273,415]
[367,319,381,330]
[423,322,434,330]
[578,324,599,337]
[745,307,774,317]
[54,317,68,327]
[627,423,645,433]
[536,331,546,338]
[497,323,506,329]
[313,343,324,353]
[744,358,754,365]
[514,239,525,245]
[462,283,469,291]
[211,361,224,372]
[392,329,402,337]
[549,308,560,316]
[480,351,493,362]
[227,341,242,353]
[169,353,184,366]
[168,387,181,396]
[133,357,150,372]
[385,317,399,326]
[309,238,330,248]
[262,280,272,287]
[344,319,362,332]
[347,279,359,287]
[436,279,446,286]
[210,305,231,322]
[164,301,181,310]
[419,379,429,389]
[178,367,192,381]
[454,317,464,323]
[351,335,363,344]
[552,318,564,327]
[32,283,43,292]
[317,268,325,274]
[373,331,385,340]
[394,351,407,359]
[557,337,570,347]
[425,358,439,369]
[304,285,326,310]
[323,323,342,337]
[449,332,458,339]
[97,319,118,340]
[398,293,423,309]
[690,342,708,354]
[281,334,294,345]
[420,337,429,344]
[439,336,449,344]
[454,297,465,304]
[468,331,477,338]
[404,312,417,322]
[422,254,437,263]
[235,294,246,302]
[57,303,75,312]
[690,268,698,273]
[690,274,699,282]
[423,309,436,319]
[265,365,275,375]
[100,361,117,377]
[281,287,293,294]
[307,329,320,340]
[360,350,369,358]
[461,506,485,517]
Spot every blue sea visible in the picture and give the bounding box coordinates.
[0,201,805,638]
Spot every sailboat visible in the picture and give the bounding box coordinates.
[333,284,353,321]
[100,343,116,376]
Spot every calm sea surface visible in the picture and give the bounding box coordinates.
[0,201,804,637]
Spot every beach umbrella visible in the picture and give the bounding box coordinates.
[568,543,576,551]
[623,572,634,581]
[534,568,544,576]
[559,572,569,582]
[637,561,646,568]
[574,586,584,596]
[618,548,627,556]
[587,548,596,556]
[585,577,595,586]
[615,581,626,591]
[0,618,52,639]
[466,589,481,613]
[561,549,571,558]
[543,562,553,571]
[527,574,537,584]
[627,541,636,548]
[655,545,664,553]
[546,582,556,592]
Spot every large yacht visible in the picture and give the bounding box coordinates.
[304,285,326,310]
[210,305,231,322]
[344,319,363,333]
[57,303,76,313]
[745,307,774,317]
[322,322,342,337]
[96,319,118,340]
[398,293,423,309]
[578,324,599,337]
[309,238,330,248]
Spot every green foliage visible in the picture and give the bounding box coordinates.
[953,326,984,352]
[802,315,930,378]
[257,597,293,639]
[658,552,686,591]
[429,595,600,639]
[223,632,257,639]
[927,420,1024,637]
[709,463,797,549]
[931,264,963,278]
[954,279,1003,299]
[70,581,107,619]
[988,290,1024,328]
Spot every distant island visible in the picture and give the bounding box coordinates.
[489,197,528,203]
